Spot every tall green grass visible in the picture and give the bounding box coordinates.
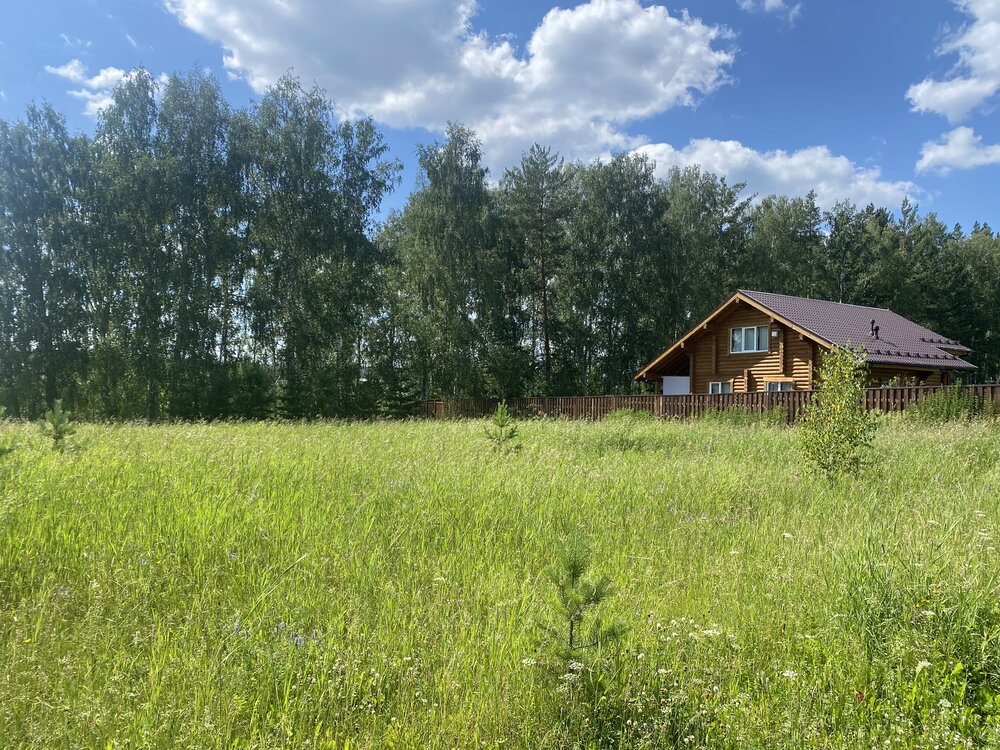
[0,418,998,747]
[906,385,999,423]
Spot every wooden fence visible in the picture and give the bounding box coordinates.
[420,384,1000,423]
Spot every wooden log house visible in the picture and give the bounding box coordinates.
[634,290,977,394]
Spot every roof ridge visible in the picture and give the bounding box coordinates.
[739,289,895,315]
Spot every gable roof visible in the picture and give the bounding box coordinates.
[739,290,975,371]
[635,290,976,381]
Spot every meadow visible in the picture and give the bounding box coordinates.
[1,415,998,748]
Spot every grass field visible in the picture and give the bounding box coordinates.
[1,416,999,748]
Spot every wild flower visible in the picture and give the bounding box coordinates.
[781,670,798,680]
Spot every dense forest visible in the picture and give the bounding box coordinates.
[1,69,998,420]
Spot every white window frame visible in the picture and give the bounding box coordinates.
[730,325,770,354]
[766,381,793,392]
[708,381,732,395]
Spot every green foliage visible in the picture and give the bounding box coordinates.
[799,346,879,478]
[484,401,519,449]
[700,405,787,427]
[906,385,997,423]
[884,374,918,387]
[39,399,76,452]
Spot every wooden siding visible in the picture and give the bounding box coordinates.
[687,303,814,393]
[420,384,1000,423]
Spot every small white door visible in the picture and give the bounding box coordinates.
[662,376,690,395]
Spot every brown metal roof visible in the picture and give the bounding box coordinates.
[739,290,976,371]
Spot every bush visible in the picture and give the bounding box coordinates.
[799,345,878,478]
[906,385,997,423]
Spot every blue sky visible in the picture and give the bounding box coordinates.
[2,0,999,228]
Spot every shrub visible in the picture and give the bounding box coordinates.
[798,345,878,478]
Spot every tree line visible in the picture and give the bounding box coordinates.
[1,69,998,420]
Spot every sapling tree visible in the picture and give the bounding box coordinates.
[543,531,622,659]
[799,345,878,478]
[40,399,76,452]
[485,401,519,449]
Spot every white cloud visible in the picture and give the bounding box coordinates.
[906,0,1000,122]
[0,90,6,102]
[164,0,734,169]
[635,138,920,210]
[45,59,127,89]
[736,0,801,23]
[68,89,116,117]
[44,58,129,116]
[60,33,92,49]
[916,126,1000,173]
[126,34,138,49]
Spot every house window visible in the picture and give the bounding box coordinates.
[730,325,769,354]
[766,381,793,392]
[709,381,732,394]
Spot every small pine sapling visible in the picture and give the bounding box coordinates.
[485,401,519,449]
[41,399,76,452]
[545,532,623,660]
